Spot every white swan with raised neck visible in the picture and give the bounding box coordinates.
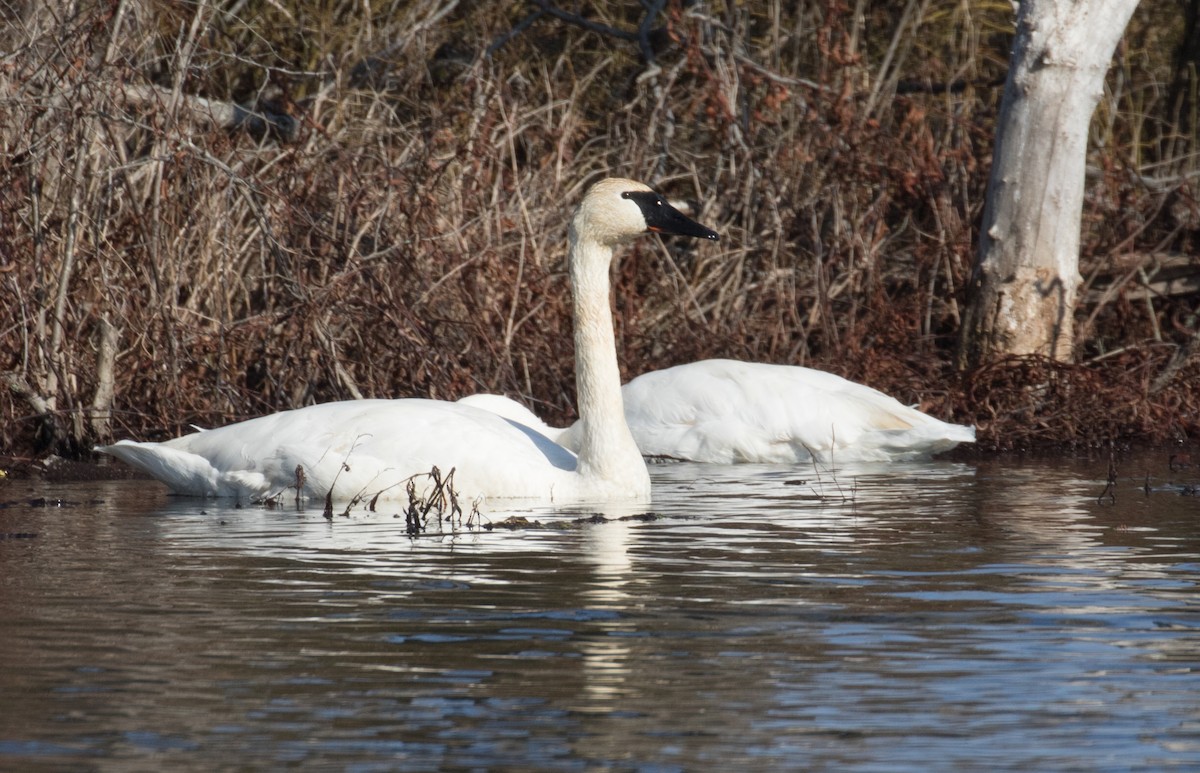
[96,178,719,506]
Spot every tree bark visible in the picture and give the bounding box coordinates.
[958,0,1141,368]
[90,317,121,441]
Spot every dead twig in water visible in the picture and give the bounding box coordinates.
[1097,453,1118,505]
[788,434,856,503]
[294,465,306,508]
[403,466,469,536]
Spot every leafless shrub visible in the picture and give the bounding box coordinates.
[0,0,1197,461]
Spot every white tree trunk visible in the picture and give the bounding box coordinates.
[959,0,1140,367]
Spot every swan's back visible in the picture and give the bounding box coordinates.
[455,394,565,443]
[102,399,581,503]
[619,359,974,463]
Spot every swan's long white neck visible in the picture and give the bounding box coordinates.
[568,227,647,489]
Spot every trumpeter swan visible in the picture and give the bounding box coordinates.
[96,178,719,506]
[467,359,975,464]
[602,359,974,463]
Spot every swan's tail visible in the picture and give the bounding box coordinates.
[95,440,223,496]
[871,420,975,459]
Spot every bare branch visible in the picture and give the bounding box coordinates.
[121,84,299,142]
[488,0,666,63]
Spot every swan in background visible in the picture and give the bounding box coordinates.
[466,360,975,465]
[97,178,719,506]
[596,359,975,463]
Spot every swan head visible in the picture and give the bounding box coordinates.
[571,178,720,247]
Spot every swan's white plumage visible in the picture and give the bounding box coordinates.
[529,359,972,464]
[103,400,579,502]
[455,394,564,442]
[611,359,974,463]
[97,178,719,506]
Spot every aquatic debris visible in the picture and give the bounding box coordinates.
[294,465,306,508]
[251,455,480,524]
[402,467,481,536]
[1098,450,1200,501]
[486,516,534,531]
[780,447,858,503]
[483,512,661,532]
[309,465,476,527]
[325,459,355,519]
[0,497,104,511]
[255,464,313,511]
[1097,455,1118,505]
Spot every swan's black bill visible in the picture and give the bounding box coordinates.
[623,191,720,241]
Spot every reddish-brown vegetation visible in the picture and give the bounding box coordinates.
[1,1,1198,465]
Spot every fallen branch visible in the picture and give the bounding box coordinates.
[1150,332,1200,395]
[2,370,63,451]
[120,83,299,142]
[488,0,666,63]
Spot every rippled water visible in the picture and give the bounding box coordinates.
[1,455,1198,771]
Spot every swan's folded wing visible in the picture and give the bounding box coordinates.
[617,359,974,463]
[97,440,267,497]
[100,399,584,503]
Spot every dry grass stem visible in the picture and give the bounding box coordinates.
[0,1,1197,463]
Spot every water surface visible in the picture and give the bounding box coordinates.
[1,455,1197,771]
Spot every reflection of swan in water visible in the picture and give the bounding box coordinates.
[950,460,1192,621]
[461,360,974,465]
[969,461,1105,555]
[97,178,719,508]
[578,520,636,703]
[128,482,647,706]
[582,519,635,604]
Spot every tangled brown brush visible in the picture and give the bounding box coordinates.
[1,0,1198,462]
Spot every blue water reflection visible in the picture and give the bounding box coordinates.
[0,454,1197,771]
